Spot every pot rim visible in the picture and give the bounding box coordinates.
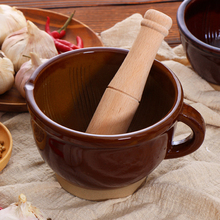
[25,47,183,143]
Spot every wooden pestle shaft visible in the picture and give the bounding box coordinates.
[86,9,172,135]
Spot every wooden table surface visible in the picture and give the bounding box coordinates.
[1,0,183,47]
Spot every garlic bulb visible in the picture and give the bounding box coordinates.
[0,194,47,220]
[0,50,15,94]
[15,52,48,98]
[0,5,27,45]
[2,20,58,72]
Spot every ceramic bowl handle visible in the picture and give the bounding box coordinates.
[165,103,205,159]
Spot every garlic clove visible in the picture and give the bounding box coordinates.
[2,20,58,72]
[0,193,47,220]
[15,52,48,98]
[0,51,15,95]
[0,5,27,45]
[2,26,28,72]
[26,21,58,57]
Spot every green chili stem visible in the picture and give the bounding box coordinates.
[57,11,75,33]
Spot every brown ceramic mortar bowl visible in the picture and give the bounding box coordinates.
[177,0,220,85]
[24,47,205,200]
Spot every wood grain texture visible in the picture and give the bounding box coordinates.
[52,2,182,46]
[1,0,183,8]
[1,0,182,46]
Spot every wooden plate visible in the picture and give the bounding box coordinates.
[0,7,103,112]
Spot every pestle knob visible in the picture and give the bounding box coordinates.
[86,9,172,135]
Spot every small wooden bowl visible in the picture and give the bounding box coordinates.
[0,123,13,172]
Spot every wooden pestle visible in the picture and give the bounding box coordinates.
[86,9,172,135]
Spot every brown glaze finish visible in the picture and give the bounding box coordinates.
[177,0,220,85]
[25,48,205,190]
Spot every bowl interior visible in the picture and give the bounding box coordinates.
[185,0,220,47]
[33,49,176,133]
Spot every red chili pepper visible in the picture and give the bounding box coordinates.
[45,18,72,52]
[45,13,84,53]
[56,39,79,49]
[45,16,52,35]
[54,40,73,52]
[54,37,83,52]
[76,36,84,48]
[50,31,60,39]
[58,30,66,39]
[50,12,75,39]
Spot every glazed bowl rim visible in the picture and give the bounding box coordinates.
[177,0,220,54]
[25,47,183,141]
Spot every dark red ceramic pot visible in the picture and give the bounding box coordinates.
[177,0,220,85]
[25,47,205,200]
